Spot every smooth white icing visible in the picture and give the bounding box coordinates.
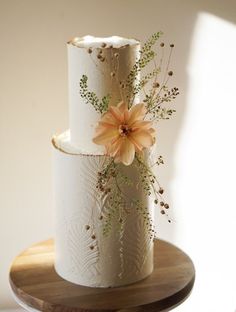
[52,132,154,287]
[67,36,140,153]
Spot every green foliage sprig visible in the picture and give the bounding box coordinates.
[79,75,110,114]
[97,157,158,238]
[125,32,163,106]
[140,31,163,55]
[96,159,127,236]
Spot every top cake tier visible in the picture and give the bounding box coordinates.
[67,36,140,154]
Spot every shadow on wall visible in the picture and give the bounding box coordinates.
[154,0,236,242]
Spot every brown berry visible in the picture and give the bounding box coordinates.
[160,201,165,206]
[153,82,160,88]
[159,188,164,194]
[101,42,107,48]
[91,235,96,239]
[160,42,165,47]
[168,71,173,76]
[164,203,169,209]
[87,48,92,54]
[154,199,158,204]
[170,44,174,48]
[85,225,90,230]
[161,210,165,214]
[90,245,94,250]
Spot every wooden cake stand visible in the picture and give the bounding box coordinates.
[9,239,195,311]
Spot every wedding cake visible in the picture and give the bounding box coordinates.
[52,34,176,287]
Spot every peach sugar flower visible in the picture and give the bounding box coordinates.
[93,102,156,166]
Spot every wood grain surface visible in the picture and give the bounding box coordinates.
[9,239,195,312]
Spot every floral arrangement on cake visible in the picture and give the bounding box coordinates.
[79,32,179,238]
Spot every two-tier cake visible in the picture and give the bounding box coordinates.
[52,33,176,287]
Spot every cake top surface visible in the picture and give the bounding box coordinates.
[53,130,104,156]
[68,35,140,48]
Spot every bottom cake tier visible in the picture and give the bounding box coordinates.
[52,131,154,287]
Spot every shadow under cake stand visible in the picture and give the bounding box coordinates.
[9,239,195,312]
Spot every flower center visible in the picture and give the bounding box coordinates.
[119,124,131,137]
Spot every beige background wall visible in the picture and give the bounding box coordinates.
[1,0,236,310]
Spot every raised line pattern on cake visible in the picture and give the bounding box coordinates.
[52,36,154,287]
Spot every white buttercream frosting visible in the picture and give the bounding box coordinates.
[69,35,139,48]
[53,130,103,155]
[52,132,154,287]
[67,35,140,153]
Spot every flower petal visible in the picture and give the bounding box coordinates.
[128,103,146,125]
[107,137,122,157]
[109,105,124,123]
[128,135,143,152]
[130,130,155,148]
[132,120,153,131]
[119,138,135,166]
[117,101,128,112]
[98,121,118,129]
[117,101,129,123]
[100,112,119,126]
[93,129,119,145]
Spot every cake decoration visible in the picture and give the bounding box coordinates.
[78,32,178,235]
[52,32,179,287]
[93,101,156,165]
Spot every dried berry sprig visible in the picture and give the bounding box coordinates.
[97,157,158,237]
[132,67,161,96]
[135,154,171,221]
[150,155,164,167]
[96,159,134,236]
[133,199,156,240]
[142,42,179,122]
[146,86,179,120]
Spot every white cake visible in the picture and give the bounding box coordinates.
[52,36,154,287]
